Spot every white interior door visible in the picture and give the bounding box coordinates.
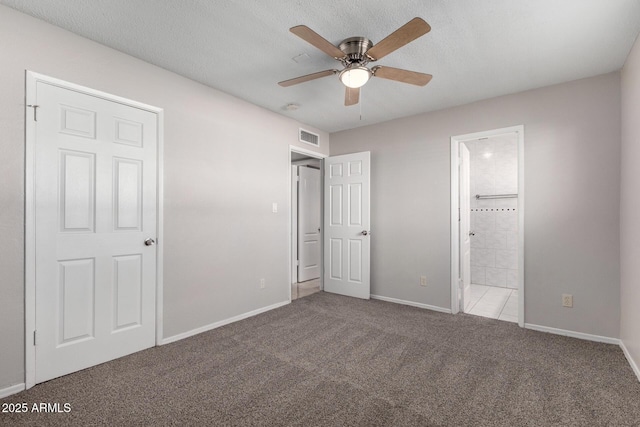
[459,144,471,311]
[297,166,321,282]
[34,81,158,383]
[323,152,370,299]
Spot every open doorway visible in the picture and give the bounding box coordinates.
[290,147,326,301]
[451,126,524,326]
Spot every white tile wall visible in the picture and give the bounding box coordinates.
[485,267,507,287]
[471,248,495,267]
[506,269,518,289]
[495,249,518,269]
[471,265,486,284]
[465,136,518,290]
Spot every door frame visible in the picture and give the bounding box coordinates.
[288,145,327,302]
[450,125,524,326]
[24,71,165,389]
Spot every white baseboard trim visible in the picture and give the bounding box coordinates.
[160,300,290,345]
[620,340,640,382]
[524,323,620,345]
[0,383,26,399]
[371,295,452,314]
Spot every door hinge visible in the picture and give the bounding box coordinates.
[458,207,460,222]
[296,260,299,266]
[296,176,300,182]
[33,330,37,346]
[27,104,40,121]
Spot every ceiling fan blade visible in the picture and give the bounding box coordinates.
[290,25,345,59]
[278,69,338,87]
[345,87,360,106]
[372,66,432,86]
[366,17,431,61]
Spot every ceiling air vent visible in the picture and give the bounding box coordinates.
[299,128,319,147]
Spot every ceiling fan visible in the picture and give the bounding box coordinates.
[278,17,433,106]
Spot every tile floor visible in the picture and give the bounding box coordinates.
[291,278,321,301]
[465,284,518,323]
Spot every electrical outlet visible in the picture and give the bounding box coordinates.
[420,276,427,287]
[562,294,573,308]
[272,203,278,213]
[260,278,266,289]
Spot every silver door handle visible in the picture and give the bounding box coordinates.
[361,230,370,236]
[469,231,475,236]
[144,238,156,246]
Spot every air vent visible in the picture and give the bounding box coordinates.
[299,128,319,147]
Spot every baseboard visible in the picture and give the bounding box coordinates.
[524,323,620,345]
[371,295,452,314]
[161,300,290,345]
[0,383,25,399]
[620,340,640,382]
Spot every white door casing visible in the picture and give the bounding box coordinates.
[459,144,471,311]
[297,166,321,282]
[323,152,371,299]
[28,76,160,384]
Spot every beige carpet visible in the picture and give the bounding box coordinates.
[2,292,639,426]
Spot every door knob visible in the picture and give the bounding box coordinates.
[361,230,370,236]
[144,238,156,246]
[469,231,475,236]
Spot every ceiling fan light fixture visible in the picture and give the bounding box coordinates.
[339,66,371,89]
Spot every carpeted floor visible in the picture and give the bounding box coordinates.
[2,292,639,426]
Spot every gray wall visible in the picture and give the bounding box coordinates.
[331,72,621,338]
[621,34,640,373]
[0,5,328,391]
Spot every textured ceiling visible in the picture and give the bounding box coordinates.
[3,0,640,133]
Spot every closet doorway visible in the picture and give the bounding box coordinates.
[290,147,325,300]
[450,126,524,326]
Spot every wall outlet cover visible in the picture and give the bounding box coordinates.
[420,276,427,287]
[562,294,573,308]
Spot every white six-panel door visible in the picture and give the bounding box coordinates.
[297,166,321,282]
[323,152,371,299]
[459,144,471,311]
[34,81,158,383]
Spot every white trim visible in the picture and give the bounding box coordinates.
[155,110,165,345]
[371,295,452,314]
[25,71,37,390]
[288,145,326,303]
[524,323,620,345]
[450,125,525,326]
[290,144,328,159]
[620,341,640,382]
[161,301,290,345]
[24,71,164,389]
[0,383,26,399]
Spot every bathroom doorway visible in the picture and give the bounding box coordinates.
[450,126,524,326]
[290,148,324,300]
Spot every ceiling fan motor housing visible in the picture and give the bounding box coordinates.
[339,37,374,65]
